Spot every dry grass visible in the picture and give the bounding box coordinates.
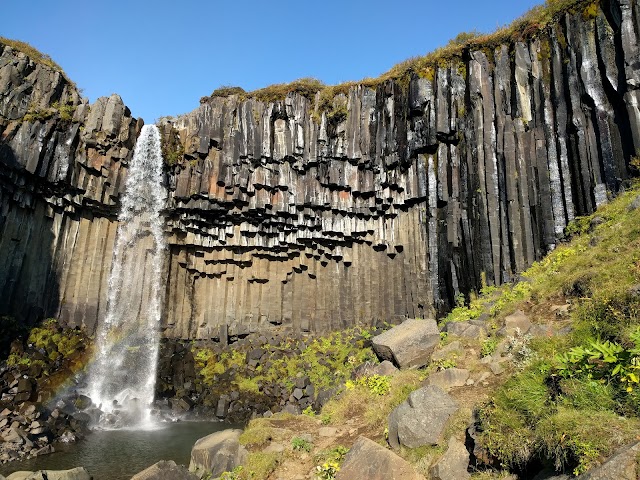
[0,36,74,86]
[203,0,600,108]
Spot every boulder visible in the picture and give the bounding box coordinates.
[131,460,198,480]
[499,310,531,336]
[430,437,471,480]
[458,324,486,338]
[6,468,91,480]
[575,441,640,479]
[336,436,424,480]
[424,368,470,391]
[372,319,440,369]
[388,385,458,449]
[2,427,26,443]
[443,321,471,336]
[189,428,247,478]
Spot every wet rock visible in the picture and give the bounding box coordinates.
[216,395,230,418]
[336,436,423,480]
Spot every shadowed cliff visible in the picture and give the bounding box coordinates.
[1,0,639,340]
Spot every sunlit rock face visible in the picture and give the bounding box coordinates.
[0,0,639,339]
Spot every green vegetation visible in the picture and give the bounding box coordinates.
[220,453,281,480]
[25,318,85,360]
[158,123,185,167]
[481,337,499,357]
[475,182,640,474]
[345,374,391,396]
[22,101,77,124]
[3,318,92,404]
[322,369,422,430]
[315,445,349,480]
[291,436,313,452]
[193,327,376,395]
[557,331,640,392]
[209,77,325,103]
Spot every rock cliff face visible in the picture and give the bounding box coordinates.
[1,0,639,339]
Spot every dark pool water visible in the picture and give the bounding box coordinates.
[0,421,237,480]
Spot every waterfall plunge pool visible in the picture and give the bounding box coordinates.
[0,421,240,479]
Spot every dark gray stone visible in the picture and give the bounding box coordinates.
[430,437,471,480]
[372,319,440,368]
[336,436,423,480]
[388,385,458,449]
[189,429,247,478]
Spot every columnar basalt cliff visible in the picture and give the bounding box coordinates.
[1,0,639,340]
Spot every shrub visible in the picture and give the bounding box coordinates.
[556,329,640,393]
[210,85,247,98]
[346,374,391,396]
[315,445,349,480]
[291,436,313,452]
[481,337,499,357]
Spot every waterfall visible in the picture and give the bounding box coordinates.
[86,124,166,429]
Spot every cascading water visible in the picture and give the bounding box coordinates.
[86,124,166,429]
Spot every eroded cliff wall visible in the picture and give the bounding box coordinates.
[1,0,639,339]
[0,45,141,332]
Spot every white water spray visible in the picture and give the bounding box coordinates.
[86,124,166,429]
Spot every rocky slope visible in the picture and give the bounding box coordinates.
[1,0,639,340]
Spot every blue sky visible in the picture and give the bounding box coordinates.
[3,0,540,123]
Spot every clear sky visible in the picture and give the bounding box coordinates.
[2,0,541,123]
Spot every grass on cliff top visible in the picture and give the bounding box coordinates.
[0,37,73,85]
[205,0,599,106]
